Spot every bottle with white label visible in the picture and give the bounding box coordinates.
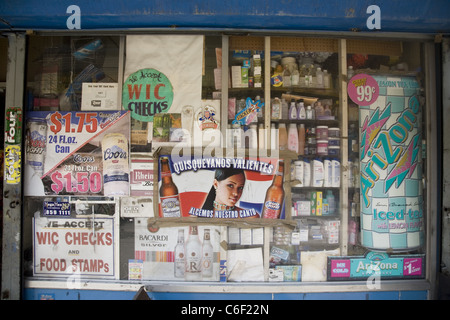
[316,67,324,88]
[306,105,313,120]
[323,69,331,89]
[202,229,214,278]
[323,158,332,187]
[185,225,202,280]
[312,158,324,187]
[271,97,281,120]
[303,158,311,187]
[174,229,185,278]
[332,159,340,187]
[288,123,299,153]
[294,160,304,187]
[297,99,306,119]
[289,99,298,120]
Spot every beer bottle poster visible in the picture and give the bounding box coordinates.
[356,74,425,251]
[157,154,286,220]
[134,219,221,281]
[24,110,130,197]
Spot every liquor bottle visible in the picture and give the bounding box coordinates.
[262,160,285,219]
[159,156,181,217]
[201,229,214,278]
[174,229,185,278]
[185,225,202,280]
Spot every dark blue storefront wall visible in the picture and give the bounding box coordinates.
[1,0,450,33]
[24,287,428,300]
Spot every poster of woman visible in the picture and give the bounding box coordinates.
[157,155,285,219]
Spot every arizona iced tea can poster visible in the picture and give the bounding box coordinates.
[157,155,286,220]
[24,110,130,197]
[351,74,425,251]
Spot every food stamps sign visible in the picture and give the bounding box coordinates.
[123,68,174,122]
[33,215,115,279]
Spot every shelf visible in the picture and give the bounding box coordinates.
[271,86,339,98]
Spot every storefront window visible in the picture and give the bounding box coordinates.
[21,34,428,286]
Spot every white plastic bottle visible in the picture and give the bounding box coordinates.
[294,160,304,187]
[306,105,313,120]
[303,158,311,187]
[323,69,331,89]
[331,159,340,187]
[347,66,354,79]
[311,158,324,187]
[316,67,324,88]
[323,158,332,187]
[298,100,306,119]
[288,123,299,153]
[291,68,300,86]
[289,99,298,120]
[270,123,278,150]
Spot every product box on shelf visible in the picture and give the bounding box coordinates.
[275,265,302,281]
[311,191,323,216]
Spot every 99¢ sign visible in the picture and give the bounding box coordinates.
[347,74,380,106]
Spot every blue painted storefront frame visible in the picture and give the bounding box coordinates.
[23,287,429,300]
[1,0,450,33]
[2,0,446,300]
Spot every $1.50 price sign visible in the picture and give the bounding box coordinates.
[347,74,380,106]
[49,112,98,135]
[51,170,103,194]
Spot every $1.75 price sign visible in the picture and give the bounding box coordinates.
[49,112,99,135]
[347,74,380,106]
[47,111,104,195]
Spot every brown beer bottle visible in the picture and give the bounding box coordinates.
[159,156,181,217]
[261,160,285,219]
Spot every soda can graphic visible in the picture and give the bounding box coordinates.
[358,74,424,251]
[102,133,130,196]
[26,118,48,177]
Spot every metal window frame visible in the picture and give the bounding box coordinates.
[0,30,438,298]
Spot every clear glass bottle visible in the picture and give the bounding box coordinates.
[185,225,202,280]
[201,229,214,278]
[174,229,185,278]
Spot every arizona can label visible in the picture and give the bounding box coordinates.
[358,74,424,251]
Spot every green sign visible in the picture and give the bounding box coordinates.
[122,68,174,122]
[5,107,22,145]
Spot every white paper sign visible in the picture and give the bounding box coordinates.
[33,215,116,279]
[81,83,119,110]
